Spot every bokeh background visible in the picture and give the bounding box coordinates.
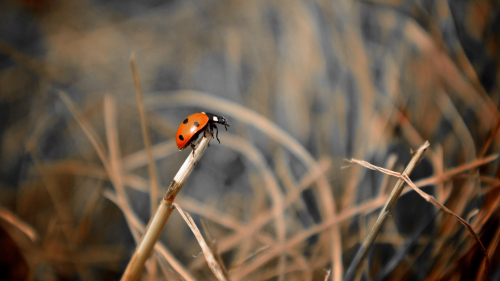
[1,0,499,280]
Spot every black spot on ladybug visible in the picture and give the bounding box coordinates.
[179,135,184,141]
[183,118,188,124]
[194,122,200,127]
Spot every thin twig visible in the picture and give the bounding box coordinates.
[121,132,213,281]
[343,141,430,280]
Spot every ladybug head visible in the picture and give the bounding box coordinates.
[217,116,230,130]
[205,112,230,130]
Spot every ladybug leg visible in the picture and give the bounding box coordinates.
[190,143,196,157]
[204,128,211,147]
[213,124,220,143]
[208,126,215,139]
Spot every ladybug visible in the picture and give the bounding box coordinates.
[176,112,230,152]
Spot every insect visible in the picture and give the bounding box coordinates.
[176,112,230,153]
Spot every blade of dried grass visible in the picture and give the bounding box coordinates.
[344,141,430,280]
[479,116,500,158]
[104,96,127,205]
[104,95,142,241]
[130,54,159,281]
[174,204,230,281]
[414,154,499,187]
[59,91,109,167]
[348,156,491,281]
[0,206,39,242]
[130,53,159,217]
[201,220,230,278]
[430,145,446,206]
[475,226,500,281]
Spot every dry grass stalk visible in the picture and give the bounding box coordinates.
[130,53,159,281]
[0,206,39,243]
[344,141,430,280]
[347,152,492,281]
[120,132,213,281]
[130,54,159,218]
[174,203,230,281]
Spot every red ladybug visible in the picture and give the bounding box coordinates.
[176,112,230,151]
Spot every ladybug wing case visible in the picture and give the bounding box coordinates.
[176,113,209,150]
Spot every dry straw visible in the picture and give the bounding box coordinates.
[58,88,499,281]
[174,203,230,281]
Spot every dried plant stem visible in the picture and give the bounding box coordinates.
[174,204,230,281]
[344,141,430,280]
[121,133,213,281]
[0,206,39,243]
[130,54,159,217]
[130,54,159,281]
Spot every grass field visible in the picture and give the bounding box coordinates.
[0,0,499,280]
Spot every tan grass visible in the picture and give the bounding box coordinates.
[2,1,500,280]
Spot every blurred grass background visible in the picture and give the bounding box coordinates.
[0,0,499,280]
